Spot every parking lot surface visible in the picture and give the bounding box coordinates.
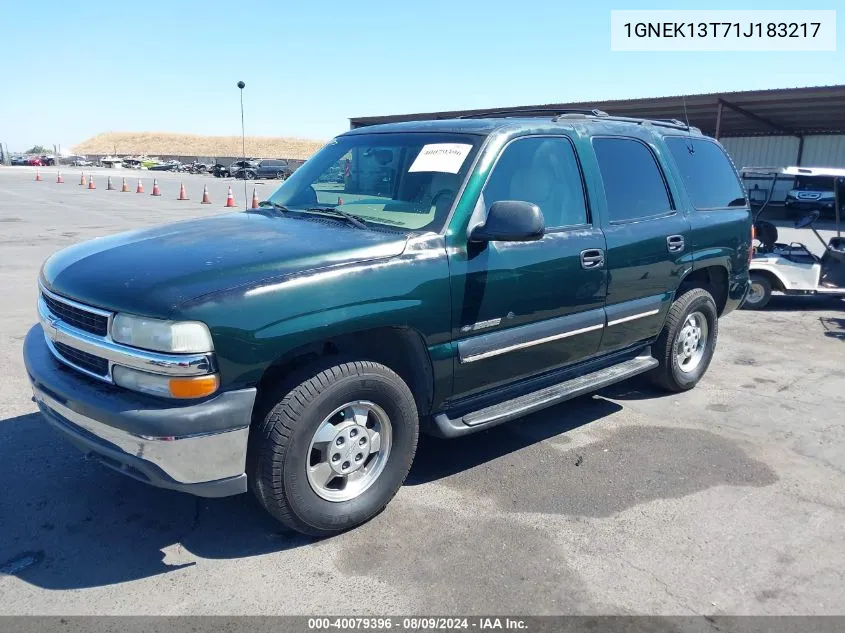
[1,167,844,615]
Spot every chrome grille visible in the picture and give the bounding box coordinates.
[53,341,109,377]
[41,291,109,336]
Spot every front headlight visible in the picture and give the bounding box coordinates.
[111,314,214,353]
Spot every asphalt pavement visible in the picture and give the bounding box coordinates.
[1,166,844,615]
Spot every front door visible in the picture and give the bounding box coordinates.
[590,135,691,353]
[448,135,608,400]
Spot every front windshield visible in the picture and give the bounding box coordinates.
[267,132,482,232]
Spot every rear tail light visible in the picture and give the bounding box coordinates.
[749,223,756,264]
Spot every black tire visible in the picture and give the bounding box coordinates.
[275,170,284,180]
[649,288,719,393]
[243,170,256,180]
[249,360,419,536]
[743,274,772,310]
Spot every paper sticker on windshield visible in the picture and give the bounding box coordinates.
[408,143,472,174]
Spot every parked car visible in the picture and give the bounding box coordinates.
[784,168,840,218]
[211,163,231,178]
[11,155,29,166]
[227,159,258,177]
[27,156,43,166]
[148,160,185,172]
[185,160,214,174]
[68,156,93,167]
[121,158,144,169]
[23,111,752,536]
[234,158,292,180]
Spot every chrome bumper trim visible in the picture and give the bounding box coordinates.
[32,385,248,485]
[38,296,215,382]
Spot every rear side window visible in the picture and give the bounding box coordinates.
[666,137,746,209]
[593,137,672,222]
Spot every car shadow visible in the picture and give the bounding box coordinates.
[0,412,311,591]
[1,394,622,591]
[820,316,845,340]
[407,395,622,485]
[759,294,844,312]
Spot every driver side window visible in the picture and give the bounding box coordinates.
[483,136,588,229]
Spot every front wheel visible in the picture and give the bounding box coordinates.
[743,274,772,310]
[249,361,419,536]
[649,288,718,393]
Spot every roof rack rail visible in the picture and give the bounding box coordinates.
[456,108,609,120]
[654,118,687,127]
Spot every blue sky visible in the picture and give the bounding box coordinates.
[1,0,842,151]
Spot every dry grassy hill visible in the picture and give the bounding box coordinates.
[73,132,326,160]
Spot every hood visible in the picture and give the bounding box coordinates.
[41,211,408,317]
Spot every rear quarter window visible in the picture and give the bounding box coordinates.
[665,137,747,209]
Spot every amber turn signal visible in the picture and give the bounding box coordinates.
[168,375,220,399]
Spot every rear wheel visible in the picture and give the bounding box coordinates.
[249,361,419,536]
[743,274,772,310]
[649,288,718,392]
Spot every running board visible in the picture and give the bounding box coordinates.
[431,355,658,438]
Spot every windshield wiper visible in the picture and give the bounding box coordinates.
[257,200,290,213]
[303,206,368,230]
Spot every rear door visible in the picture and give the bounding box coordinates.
[663,136,752,297]
[448,135,608,400]
[590,136,691,353]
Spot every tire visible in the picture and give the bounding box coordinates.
[743,274,772,310]
[243,170,256,180]
[275,171,285,180]
[249,360,419,536]
[649,288,719,393]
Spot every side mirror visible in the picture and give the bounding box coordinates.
[469,200,545,243]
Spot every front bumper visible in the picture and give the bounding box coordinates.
[23,325,256,497]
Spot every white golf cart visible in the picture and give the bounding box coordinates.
[742,166,845,310]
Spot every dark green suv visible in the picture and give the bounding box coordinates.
[24,112,752,535]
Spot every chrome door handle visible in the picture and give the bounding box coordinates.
[667,235,685,253]
[580,249,605,269]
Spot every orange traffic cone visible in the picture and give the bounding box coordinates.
[225,186,236,208]
[79,173,86,186]
[338,196,343,205]
[88,175,96,190]
[136,178,144,194]
[177,182,189,200]
[201,185,212,204]
[121,177,129,192]
[151,179,161,196]
[251,188,259,209]
[107,176,115,191]
[35,170,42,182]
[56,171,64,184]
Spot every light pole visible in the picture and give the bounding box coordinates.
[237,81,247,209]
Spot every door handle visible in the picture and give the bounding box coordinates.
[580,249,605,269]
[667,235,685,253]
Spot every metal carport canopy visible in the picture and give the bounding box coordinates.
[349,85,845,138]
